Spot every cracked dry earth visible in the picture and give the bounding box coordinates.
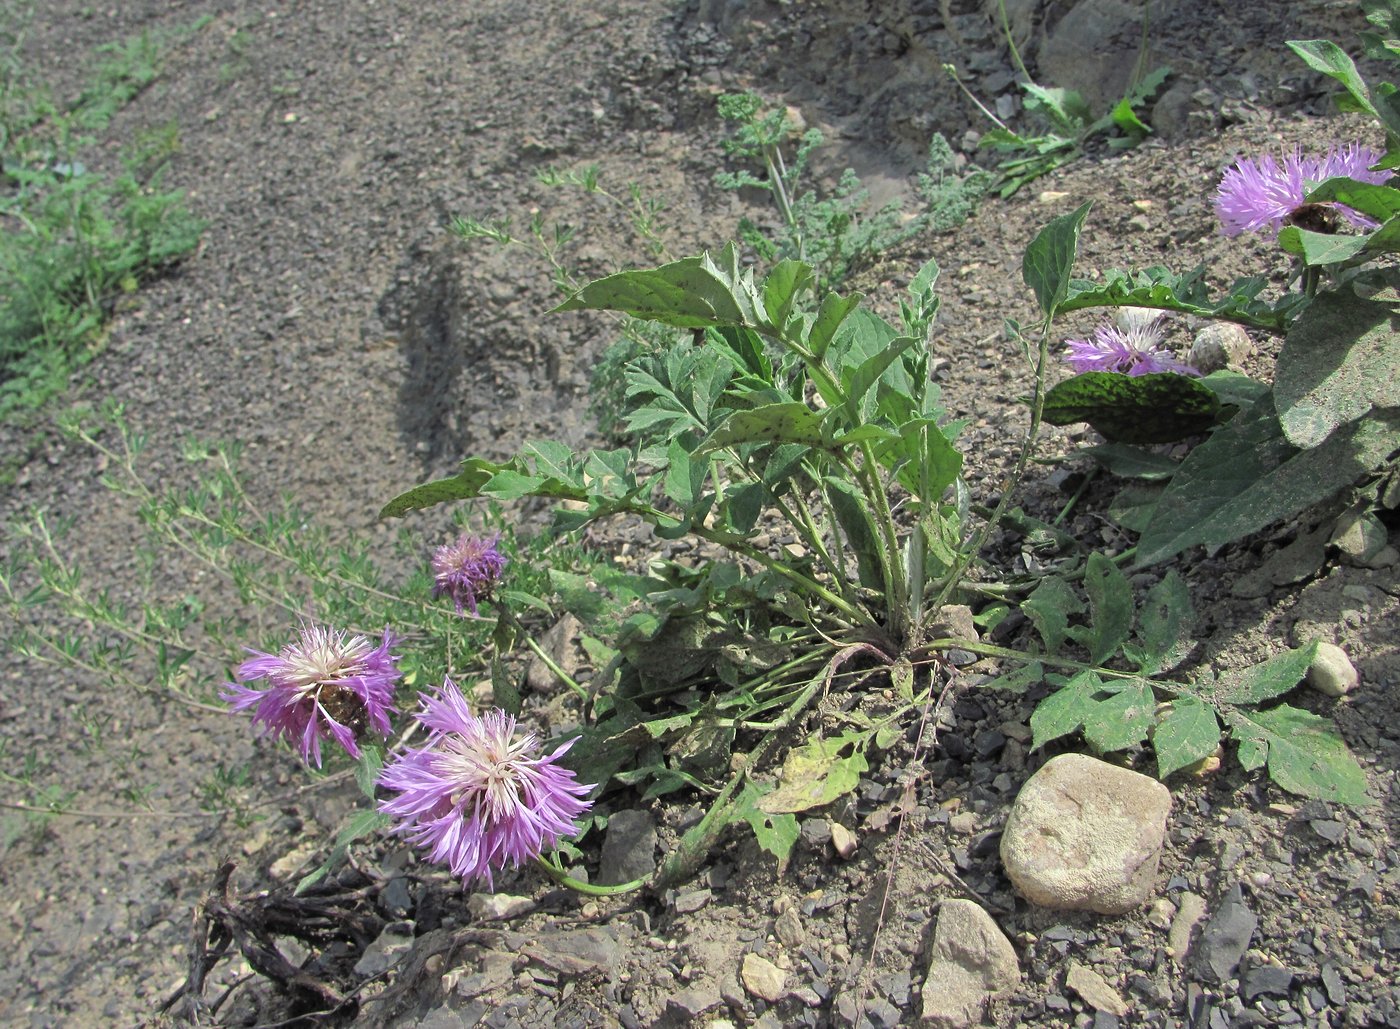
[1,0,1398,1027]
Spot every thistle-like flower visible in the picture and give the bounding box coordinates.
[1063,309,1198,377]
[1214,143,1388,238]
[431,532,507,615]
[377,680,593,887]
[222,623,400,767]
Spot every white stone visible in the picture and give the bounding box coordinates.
[467,892,536,921]
[1307,642,1359,697]
[999,754,1171,914]
[1065,961,1129,1017]
[919,899,1019,1028]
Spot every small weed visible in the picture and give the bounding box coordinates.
[0,16,206,421]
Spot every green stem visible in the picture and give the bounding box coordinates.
[534,854,647,897]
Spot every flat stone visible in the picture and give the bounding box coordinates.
[1066,961,1129,1017]
[522,927,619,976]
[999,754,1172,914]
[667,985,723,1018]
[741,952,787,1002]
[353,921,415,976]
[467,892,536,921]
[919,899,1019,1027]
[596,809,657,886]
[1168,892,1207,962]
[1244,964,1295,1000]
[1193,883,1257,984]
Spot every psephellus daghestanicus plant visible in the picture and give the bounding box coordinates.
[8,48,1381,902]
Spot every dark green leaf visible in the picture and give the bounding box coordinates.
[1277,226,1369,267]
[980,660,1044,692]
[733,781,801,866]
[1044,371,1221,444]
[380,457,505,518]
[1153,695,1221,779]
[825,477,885,592]
[1072,552,1133,665]
[762,259,814,328]
[1080,442,1179,481]
[1023,201,1093,318]
[1306,177,1400,221]
[1275,286,1400,447]
[1134,398,1400,567]
[697,402,824,452]
[1106,482,1163,534]
[1200,370,1271,411]
[553,242,769,330]
[807,290,864,361]
[1286,40,1380,122]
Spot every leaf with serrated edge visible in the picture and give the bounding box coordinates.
[1023,575,1083,654]
[758,735,869,814]
[981,660,1044,692]
[1216,642,1319,705]
[1126,570,1194,674]
[1083,680,1155,753]
[1074,552,1133,665]
[1225,705,1371,804]
[734,782,801,867]
[1153,695,1221,779]
[1030,670,1100,749]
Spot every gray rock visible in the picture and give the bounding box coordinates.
[522,927,619,975]
[667,985,723,1018]
[525,613,588,692]
[596,809,657,886]
[1194,883,1257,983]
[1038,0,1182,112]
[1243,964,1294,1000]
[1307,642,1359,698]
[353,920,416,976]
[919,899,1019,1028]
[999,754,1172,914]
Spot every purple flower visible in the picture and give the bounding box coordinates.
[377,680,593,887]
[1063,309,1198,377]
[1215,143,1389,238]
[431,533,507,615]
[222,623,400,767]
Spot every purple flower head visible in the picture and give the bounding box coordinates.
[431,532,507,615]
[222,623,400,768]
[1215,143,1389,238]
[1063,309,1198,377]
[377,680,594,887]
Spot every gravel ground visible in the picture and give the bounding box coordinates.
[1,1,1396,1026]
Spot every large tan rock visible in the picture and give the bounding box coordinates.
[920,899,1019,1028]
[1000,754,1171,914]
